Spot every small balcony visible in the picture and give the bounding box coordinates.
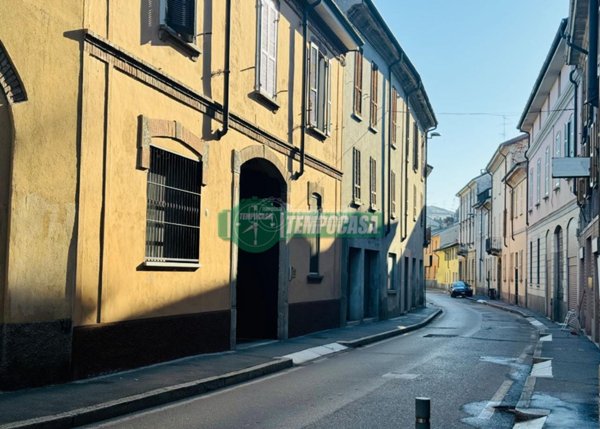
[457,244,469,256]
[485,237,502,256]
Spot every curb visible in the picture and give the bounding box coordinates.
[337,308,442,348]
[466,297,530,318]
[1,358,293,429]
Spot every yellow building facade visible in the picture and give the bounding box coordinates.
[0,0,363,388]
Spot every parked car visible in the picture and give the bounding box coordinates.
[450,281,473,298]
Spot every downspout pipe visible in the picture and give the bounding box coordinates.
[423,124,438,246]
[569,67,579,157]
[587,0,599,108]
[402,81,422,241]
[216,0,232,140]
[386,55,403,234]
[498,150,508,248]
[294,0,322,179]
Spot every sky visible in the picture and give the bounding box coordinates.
[372,0,569,211]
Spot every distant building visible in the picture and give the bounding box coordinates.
[434,224,459,290]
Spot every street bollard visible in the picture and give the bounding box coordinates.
[415,397,430,429]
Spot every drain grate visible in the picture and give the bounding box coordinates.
[423,334,458,338]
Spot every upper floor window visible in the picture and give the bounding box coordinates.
[554,131,561,189]
[391,88,398,147]
[256,0,279,99]
[369,157,377,210]
[528,167,534,210]
[564,115,574,157]
[544,146,550,197]
[308,42,331,135]
[390,170,396,219]
[162,0,197,43]
[412,122,419,171]
[309,193,322,276]
[536,158,541,204]
[352,148,361,203]
[353,51,363,117]
[369,63,379,129]
[146,146,202,265]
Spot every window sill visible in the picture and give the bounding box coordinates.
[391,143,397,150]
[158,25,201,60]
[543,194,549,200]
[351,112,363,122]
[351,199,363,208]
[368,204,377,212]
[250,89,280,111]
[391,213,397,220]
[387,289,397,295]
[307,126,328,141]
[368,125,378,134]
[141,260,200,271]
[307,273,324,283]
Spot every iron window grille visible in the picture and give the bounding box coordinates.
[353,148,361,202]
[145,147,202,265]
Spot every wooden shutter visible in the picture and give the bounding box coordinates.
[391,88,397,145]
[167,0,196,43]
[353,148,361,200]
[370,157,376,207]
[370,64,378,128]
[266,0,278,97]
[325,59,331,135]
[308,43,318,127]
[354,52,363,115]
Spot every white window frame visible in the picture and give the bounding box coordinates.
[256,0,279,100]
[554,131,561,189]
[307,41,332,135]
[536,158,541,205]
[544,146,550,198]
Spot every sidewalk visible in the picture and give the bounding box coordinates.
[470,296,600,428]
[0,305,441,429]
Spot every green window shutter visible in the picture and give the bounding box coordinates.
[167,0,196,43]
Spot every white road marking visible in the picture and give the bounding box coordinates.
[531,360,553,378]
[513,416,547,429]
[526,318,546,330]
[539,334,552,342]
[382,372,420,380]
[281,343,347,364]
[478,379,513,419]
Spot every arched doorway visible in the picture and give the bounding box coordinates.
[235,158,286,342]
[0,89,13,311]
[553,226,565,322]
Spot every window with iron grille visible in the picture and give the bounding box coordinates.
[352,148,361,202]
[369,63,378,129]
[413,184,417,221]
[353,51,363,117]
[309,193,322,275]
[146,147,202,265]
[369,157,377,209]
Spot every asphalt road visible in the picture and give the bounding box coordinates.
[87,291,538,429]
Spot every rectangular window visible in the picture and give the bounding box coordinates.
[352,148,361,202]
[529,241,533,286]
[309,193,322,275]
[162,0,197,43]
[308,42,331,135]
[353,51,363,116]
[554,131,561,188]
[256,0,279,99]
[387,253,397,291]
[391,88,398,146]
[544,146,550,197]
[536,238,540,285]
[390,170,396,218]
[369,156,377,209]
[146,147,202,264]
[528,167,533,209]
[536,158,541,204]
[412,122,419,171]
[413,184,417,221]
[564,116,574,157]
[370,63,379,129]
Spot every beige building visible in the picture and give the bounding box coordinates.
[0,0,363,388]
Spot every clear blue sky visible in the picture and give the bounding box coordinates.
[373,0,569,211]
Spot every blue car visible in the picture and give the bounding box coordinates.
[450,281,473,298]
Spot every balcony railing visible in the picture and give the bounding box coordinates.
[477,188,491,206]
[457,244,469,256]
[485,237,502,255]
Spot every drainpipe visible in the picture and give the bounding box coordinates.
[519,130,531,309]
[498,150,508,248]
[387,54,403,234]
[294,0,322,179]
[587,0,599,108]
[424,124,437,247]
[402,81,422,242]
[569,67,579,157]
[216,0,231,140]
